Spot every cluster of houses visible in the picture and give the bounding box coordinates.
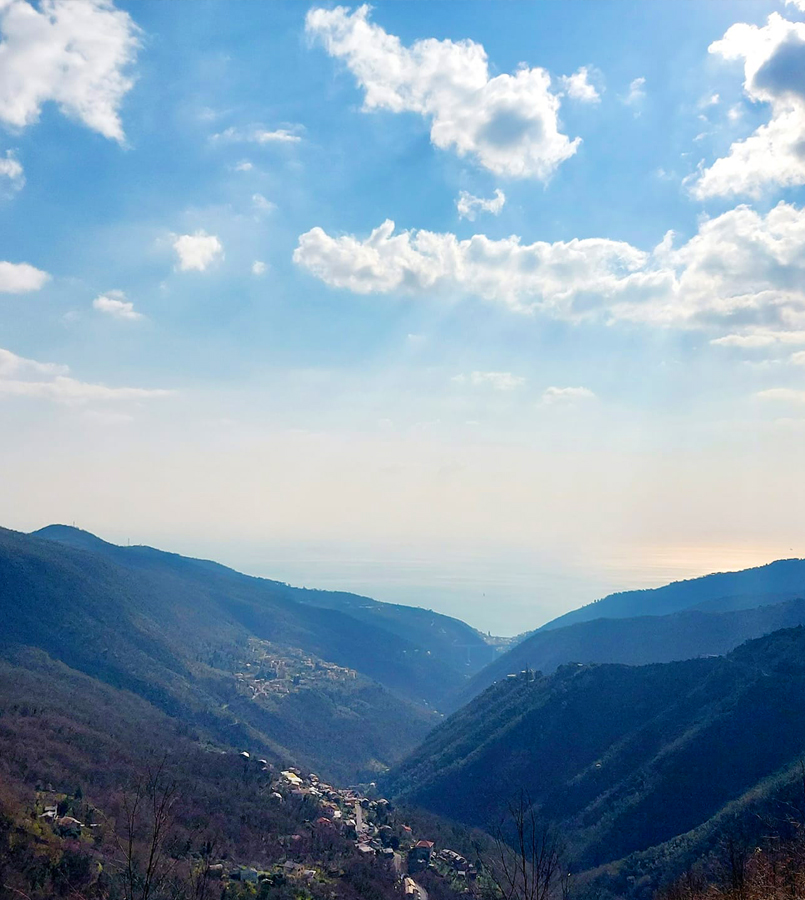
[234,638,358,699]
[37,797,101,838]
[35,751,479,897]
[438,848,478,881]
[268,761,479,893]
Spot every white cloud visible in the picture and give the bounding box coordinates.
[624,77,646,108]
[785,0,805,12]
[541,386,596,405]
[252,192,275,213]
[93,289,141,320]
[0,347,171,404]
[213,126,302,144]
[0,260,50,293]
[305,4,579,180]
[456,188,506,221]
[711,330,805,348]
[0,150,24,190]
[756,387,805,402]
[252,260,267,276]
[452,371,525,391]
[0,0,140,142]
[234,160,253,172]
[293,201,805,330]
[0,347,67,378]
[790,350,805,364]
[172,230,223,272]
[560,67,601,103]
[700,92,721,108]
[692,13,805,198]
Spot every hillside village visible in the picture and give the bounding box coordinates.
[233,638,359,699]
[29,749,483,900]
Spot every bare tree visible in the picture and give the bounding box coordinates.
[116,757,180,900]
[484,790,565,900]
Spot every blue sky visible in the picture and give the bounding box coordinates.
[3,0,805,634]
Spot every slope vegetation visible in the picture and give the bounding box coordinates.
[455,598,805,706]
[385,627,805,889]
[541,558,805,632]
[1,525,474,780]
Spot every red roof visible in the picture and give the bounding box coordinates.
[415,840,434,849]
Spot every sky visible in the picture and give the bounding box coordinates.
[3,0,805,635]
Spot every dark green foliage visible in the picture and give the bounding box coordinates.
[384,627,805,893]
[455,598,805,708]
[0,525,471,780]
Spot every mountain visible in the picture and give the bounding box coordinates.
[540,558,805,632]
[0,524,486,780]
[290,589,499,673]
[453,597,805,706]
[384,626,805,894]
[33,523,498,674]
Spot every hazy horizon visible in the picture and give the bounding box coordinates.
[16,519,804,635]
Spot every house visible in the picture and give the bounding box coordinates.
[408,840,434,871]
[55,816,83,837]
[357,843,375,857]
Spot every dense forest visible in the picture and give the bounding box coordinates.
[385,627,805,897]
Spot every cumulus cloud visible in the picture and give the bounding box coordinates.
[0,150,24,190]
[172,231,223,272]
[790,350,805,364]
[0,0,140,142]
[252,260,267,276]
[93,289,141,320]
[213,126,302,144]
[541,386,596,405]
[452,371,525,390]
[623,77,646,108]
[0,260,50,293]
[692,13,805,198]
[456,188,505,221]
[785,0,805,13]
[293,201,805,330]
[0,347,171,404]
[305,4,579,180]
[560,67,601,103]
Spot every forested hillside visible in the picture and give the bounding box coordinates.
[385,627,805,895]
[0,525,474,781]
[454,598,805,706]
[540,559,805,632]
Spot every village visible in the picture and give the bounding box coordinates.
[33,751,484,899]
[233,638,359,699]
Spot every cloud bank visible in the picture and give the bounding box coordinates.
[294,202,805,332]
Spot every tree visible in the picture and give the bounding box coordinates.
[482,791,565,900]
[116,757,180,900]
